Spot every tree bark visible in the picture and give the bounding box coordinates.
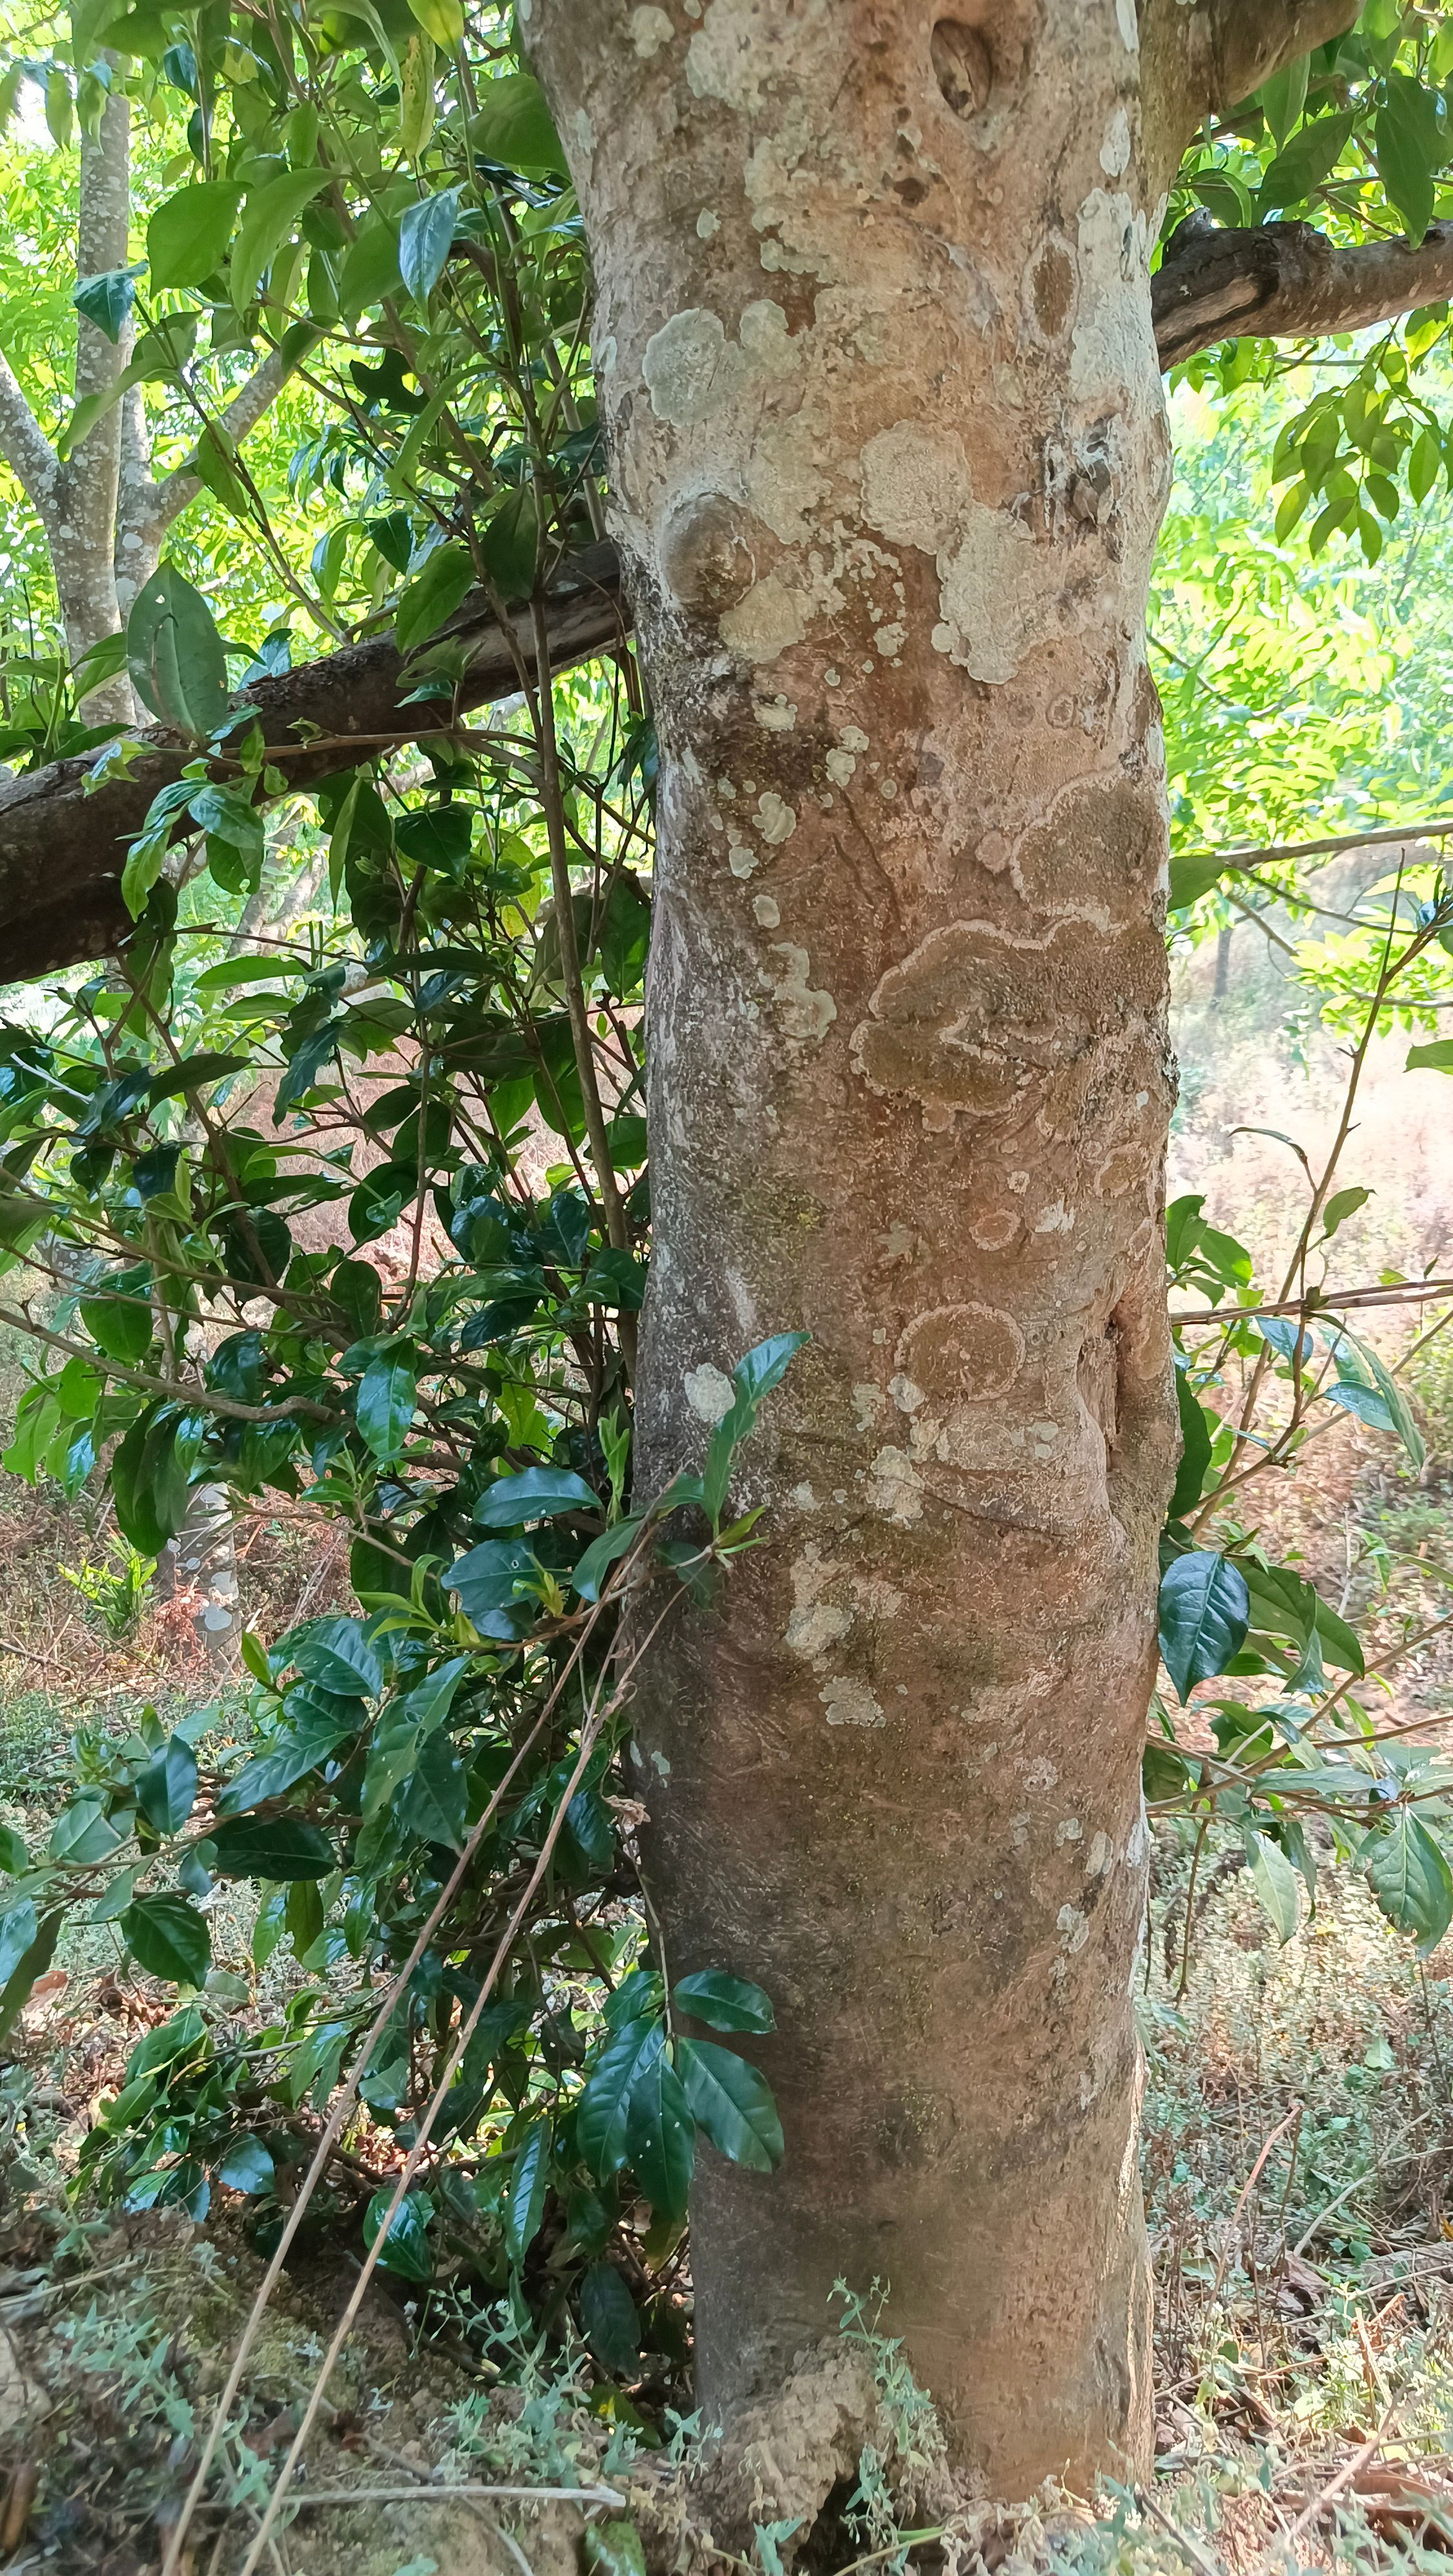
[1152,213,1453,367]
[52,55,134,724]
[529,0,1177,2494]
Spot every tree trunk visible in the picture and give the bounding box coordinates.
[529,0,1179,2490]
[53,52,134,724]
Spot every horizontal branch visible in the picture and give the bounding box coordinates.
[4,209,1452,985]
[0,541,625,982]
[1152,214,1453,368]
[1173,1276,1453,1327]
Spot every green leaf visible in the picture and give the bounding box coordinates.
[0,1898,37,1989]
[146,1053,252,1105]
[216,2133,275,2194]
[1324,1379,1399,1437]
[673,1971,775,2034]
[504,2118,550,2264]
[216,1705,358,1815]
[364,2186,435,2280]
[233,169,330,310]
[399,1728,466,1850]
[393,542,474,655]
[578,2016,665,2179]
[356,1352,417,1462]
[1408,1039,1453,1073]
[0,1825,26,1876]
[479,485,540,603]
[122,1891,211,1985]
[406,0,462,40]
[49,1794,126,1864]
[1169,1368,1213,1520]
[676,2036,782,2171]
[126,563,229,740]
[80,1288,153,1363]
[337,215,402,317]
[1363,1812,1453,1955]
[578,2261,640,2379]
[474,1466,598,1528]
[135,1735,198,1837]
[1258,51,1308,148]
[468,70,569,176]
[285,1617,384,1698]
[1259,108,1354,208]
[1243,1829,1301,1946]
[147,181,243,290]
[625,2046,694,2217]
[1321,1185,1370,1240]
[207,1815,334,1879]
[1375,75,1444,243]
[1157,1550,1251,1703]
[75,263,144,340]
[571,1517,645,1604]
[1166,849,1228,912]
[399,184,460,303]
[0,1907,59,2047]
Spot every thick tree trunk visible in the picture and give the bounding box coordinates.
[530,0,1179,2490]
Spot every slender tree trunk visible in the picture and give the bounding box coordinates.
[52,56,133,723]
[530,0,1179,2488]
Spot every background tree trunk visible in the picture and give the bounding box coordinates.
[529,0,1179,2488]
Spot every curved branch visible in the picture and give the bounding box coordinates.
[0,346,59,524]
[1141,0,1359,197]
[1152,214,1453,366]
[0,542,626,983]
[149,348,290,544]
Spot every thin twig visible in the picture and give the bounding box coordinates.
[1134,2485,1226,2576]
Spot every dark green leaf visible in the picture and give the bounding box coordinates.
[625,2047,694,2217]
[578,2016,664,2179]
[364,2186,434,2280]
[1363,1812,1453,1955]
[216,2133,275,2194]
[473,1466,598,1528]
[0,1898,37,1989]
[285,1617,384,1698]
[126,563,229,741]
[1169,1369,1213,1520]
[578,2260,640,2378]
[677,2036,782,2172]
[0,1908,59,2046]
[122,1891,211,1985]
[468,70,569,175]
[135,1736,198,1837]
[1157,1550,1251,1703]
[356,1352,417,1462]
[207,1816,334,1879]
[673,1971,775,2034]
[399,1728,467,1850]
[504,2118,550,2264]
[75,263,144,339]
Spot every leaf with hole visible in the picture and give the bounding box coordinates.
[625,2046,694,2217]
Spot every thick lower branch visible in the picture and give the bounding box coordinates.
[0,543,624,982]
[2,211,1448,983]
[1152,214,1453,367]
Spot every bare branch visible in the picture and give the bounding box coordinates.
[1153,213,1453,366]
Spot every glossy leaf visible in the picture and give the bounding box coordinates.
[1363,1812,1453,1956]
[1157,1551,1251,1703]
[673,1970,775,2034]
[126,563,229,742]
[677,2035,783,2170]
[135,1735,198,1837]
[504,2118,550,2264]
[208,1816,334,1879]
[147,181,242,289]
[624,2046,694,2217]
[122,1891,211,1985]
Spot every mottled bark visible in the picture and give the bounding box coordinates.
[1153,213,1453,367]
[529,0,1179,2493]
